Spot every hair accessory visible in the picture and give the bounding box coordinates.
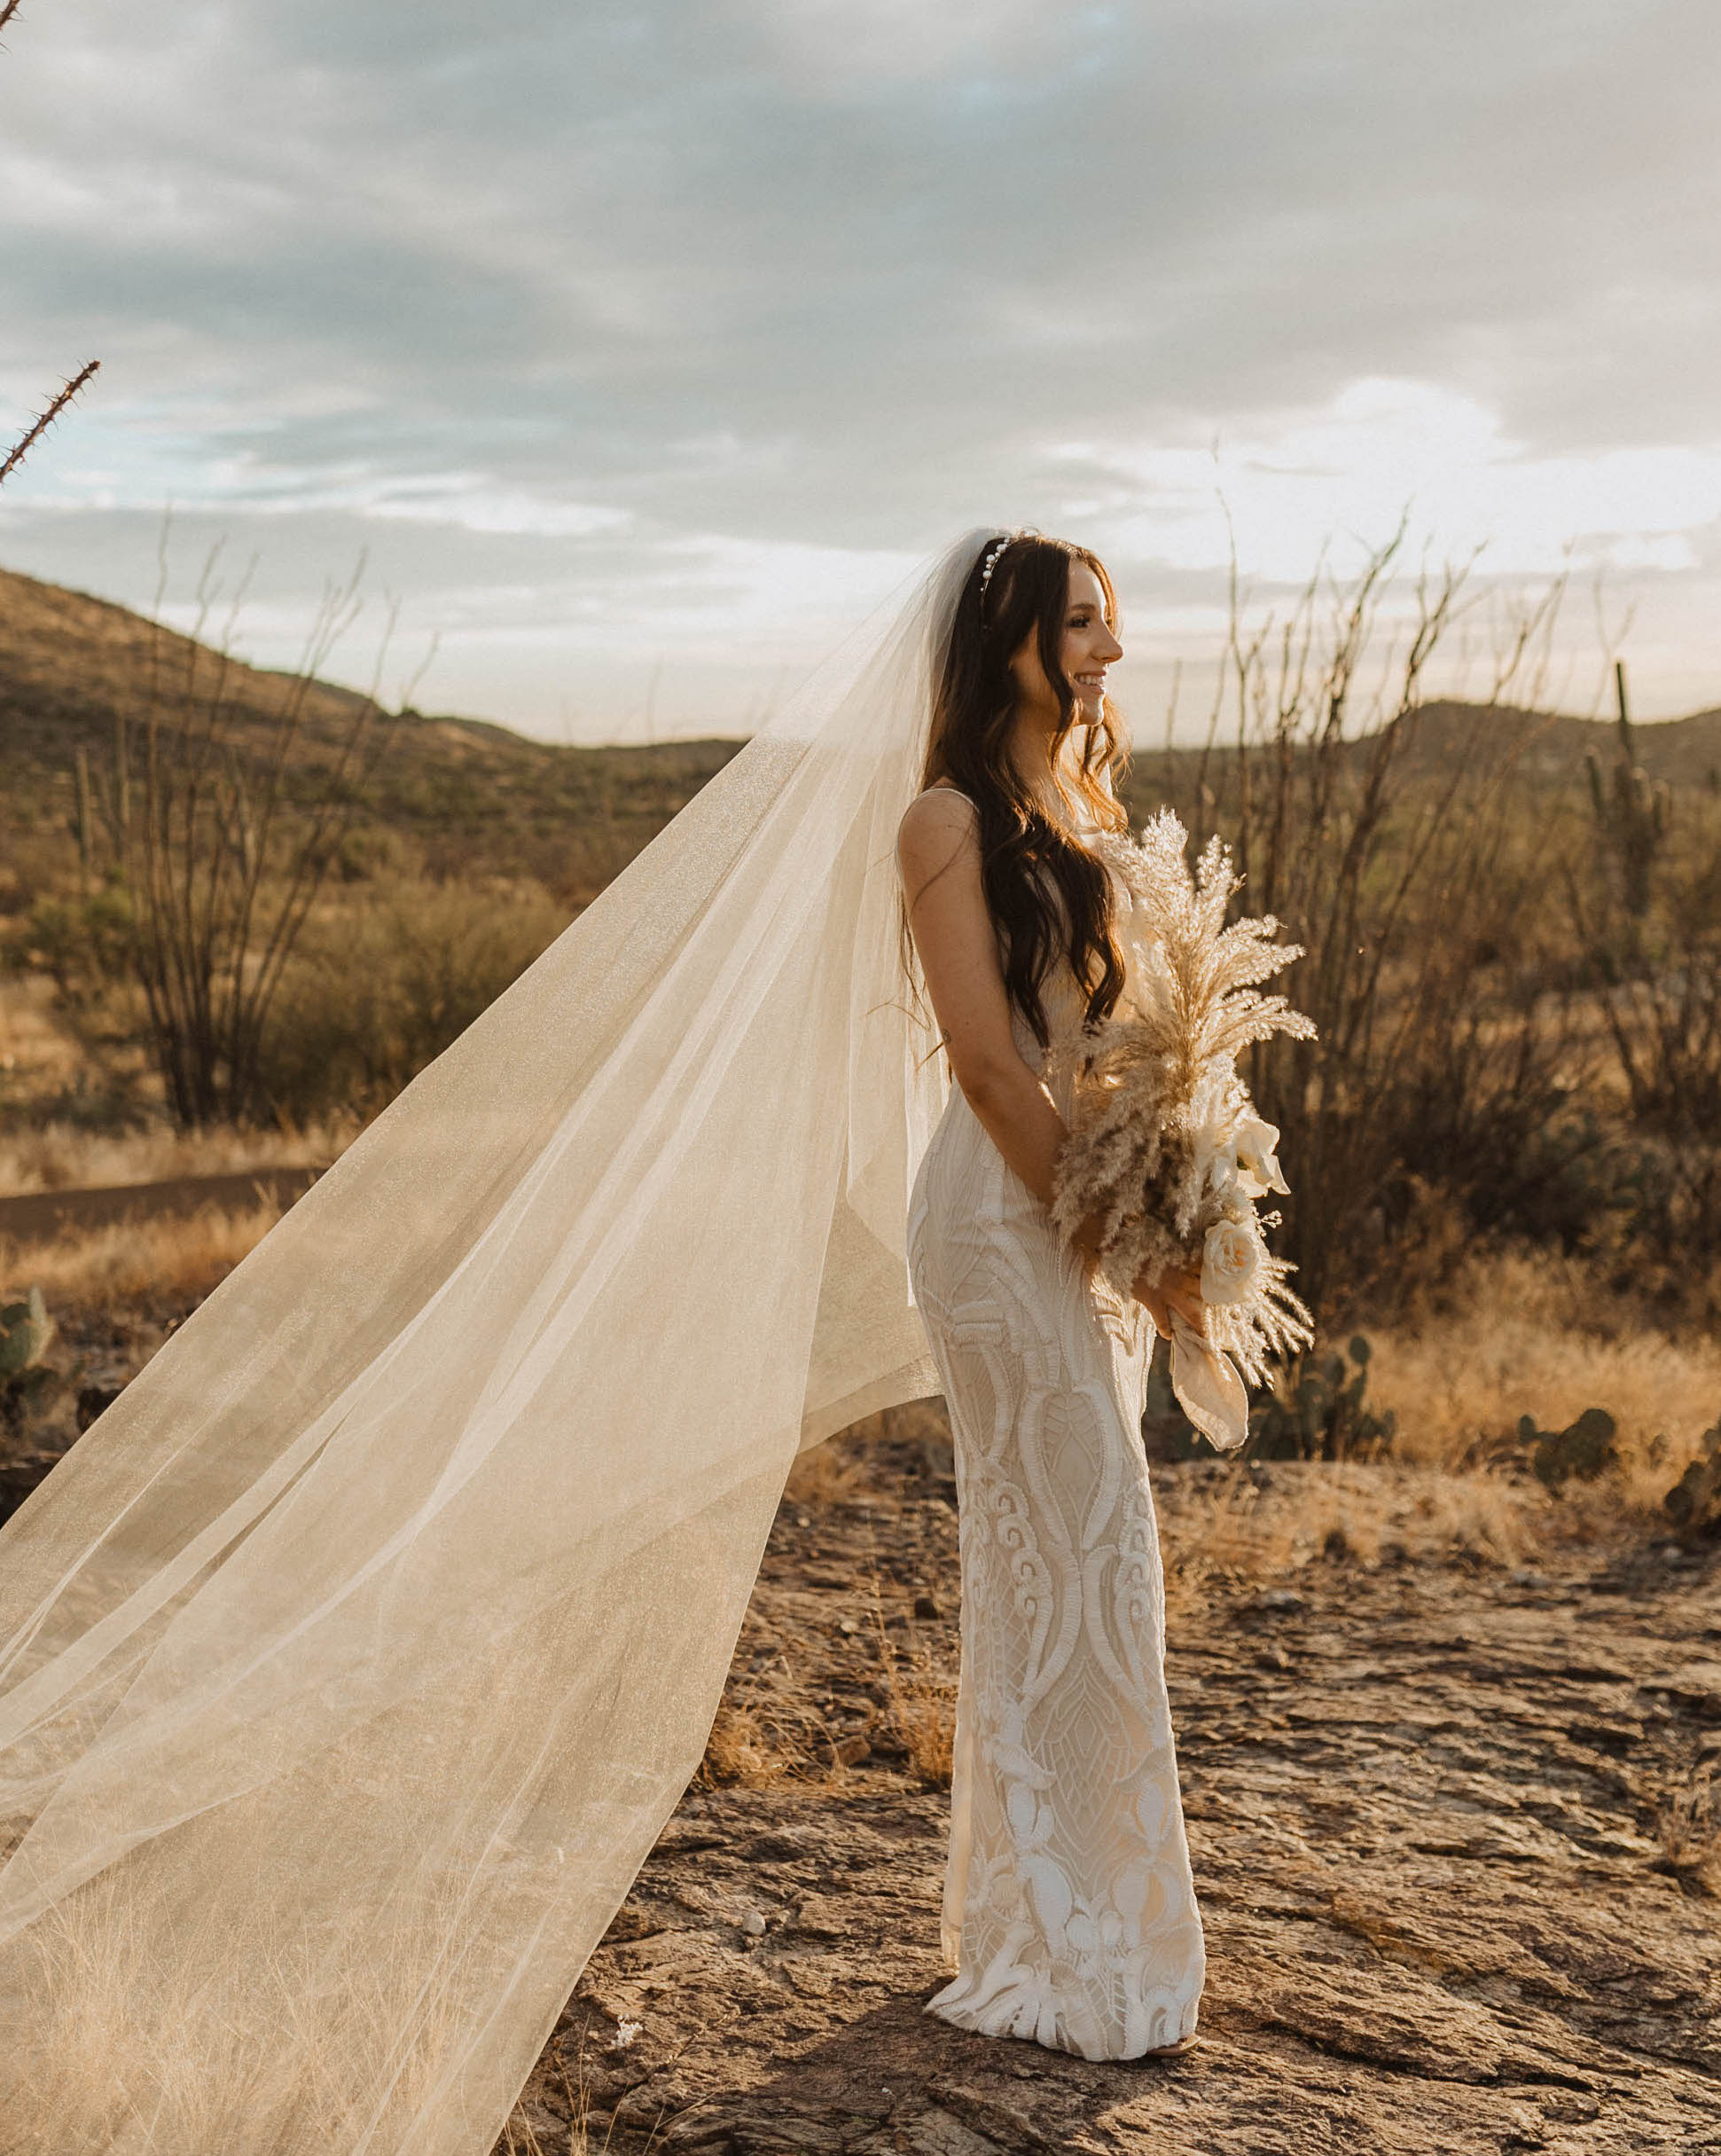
[976,536,1010,610]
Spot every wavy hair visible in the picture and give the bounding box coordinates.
[913,532,1130,1047]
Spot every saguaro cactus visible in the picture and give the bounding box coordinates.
[1585,660,1669,918]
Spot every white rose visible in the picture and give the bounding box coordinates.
[1201,1217,1263,1307]
[1232,1116,1288,1199]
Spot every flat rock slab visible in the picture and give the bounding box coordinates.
[501,1446,1720,2156]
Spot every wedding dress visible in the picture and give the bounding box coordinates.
[905,789,1206,2059]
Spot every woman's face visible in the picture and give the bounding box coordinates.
[1007,561,1123,728]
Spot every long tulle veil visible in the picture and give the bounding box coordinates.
[0,534,995,2153]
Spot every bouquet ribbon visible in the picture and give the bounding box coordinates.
[1169,1311,1249,1454]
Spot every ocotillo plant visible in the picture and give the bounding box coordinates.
[1140,526,1579,1320]
[69,553,413,1127]
[0,4,101,488]
[1584,660,1670,919]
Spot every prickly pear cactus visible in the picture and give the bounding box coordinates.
[1521,1406,1618,1488]
[0,1284,56,1432]
[0,1285,54,1380]
[1248,1335,1397,1462]
[1663,1422,1721,1534]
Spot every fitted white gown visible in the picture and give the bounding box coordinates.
[905,796,1207,2060]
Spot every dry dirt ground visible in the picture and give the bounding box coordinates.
[501,1433,1721,2156]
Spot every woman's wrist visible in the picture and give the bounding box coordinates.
[1071,1209,1107,1268]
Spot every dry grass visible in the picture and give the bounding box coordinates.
[0,974,84,1096]
[0,1116,351,1196]
[1157,1459,1538,1626]
[0,1870,502,2155]
[782,1439,876,1510]
[499,2061,617,2156]
[505,2042,683,2156]
[867,1582,957,1790]
[0,1199,282,1307]
[699,1702,804,1790]
[696,1630,855,1792]
[1365,1248,1721,1516]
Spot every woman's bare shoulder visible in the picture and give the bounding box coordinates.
[899,781,979,835]
[897,783,981,888]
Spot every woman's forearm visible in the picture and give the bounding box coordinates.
[958,1058,1106,1263]
[961,1058,1064,1203]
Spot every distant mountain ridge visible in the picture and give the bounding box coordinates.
[1403,697,1721,788]
[1128,694,1721,792]
[3,564,1717,893]
[0,564,745,905]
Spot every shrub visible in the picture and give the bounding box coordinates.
[252,878,567,1123]
[1518,1406,1619,1488]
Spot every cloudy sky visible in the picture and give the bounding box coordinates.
[2,0,1717,741]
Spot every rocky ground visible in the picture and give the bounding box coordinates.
[502,1431,1721,2156]
[4,1305,1717,2154]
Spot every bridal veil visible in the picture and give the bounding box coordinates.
[0,537,997,2152]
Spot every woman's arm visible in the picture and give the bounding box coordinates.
[896,788,1083,1231]
[896,788,1203,1336]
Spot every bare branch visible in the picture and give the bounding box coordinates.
[0,358,101,487]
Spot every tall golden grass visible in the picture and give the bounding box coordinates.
[1156,1456,1538,1627]
[0,1199,283,1307]
[1365,1248,1721,1515]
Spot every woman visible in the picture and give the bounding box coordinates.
[897,534,1207,2059]
[0,529,1196,2156]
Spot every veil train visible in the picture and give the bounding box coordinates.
[0,537,989,2154]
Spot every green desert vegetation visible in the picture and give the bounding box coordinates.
[0,561,743,1132]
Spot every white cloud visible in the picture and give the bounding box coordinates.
[0,0,1717,731]
[1053,378,1721,584]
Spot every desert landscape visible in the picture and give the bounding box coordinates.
[1,556,1717,2152]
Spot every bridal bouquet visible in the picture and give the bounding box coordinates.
[1048,810,1317,1451]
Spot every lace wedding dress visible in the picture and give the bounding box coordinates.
[905,789,1207,2060]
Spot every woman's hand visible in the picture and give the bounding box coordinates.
[1132,1260,1205,1342]
[1070,1209,1107,1277]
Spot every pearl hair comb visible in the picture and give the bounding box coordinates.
[976,536,1010,608]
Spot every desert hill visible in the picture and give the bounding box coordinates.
[0,564,745,905]
[1129,694,1721,805]
[4,564,1718,906]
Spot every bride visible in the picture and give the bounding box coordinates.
[900,532,1206,2058]
[0,528,1208,2154]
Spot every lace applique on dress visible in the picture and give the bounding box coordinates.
[906,954,1206,2059]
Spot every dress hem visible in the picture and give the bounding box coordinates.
[922,1976,1201,2063]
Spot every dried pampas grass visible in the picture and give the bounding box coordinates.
[1050,810,1316,1386]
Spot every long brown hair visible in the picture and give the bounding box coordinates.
[916,532,1130,1047]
